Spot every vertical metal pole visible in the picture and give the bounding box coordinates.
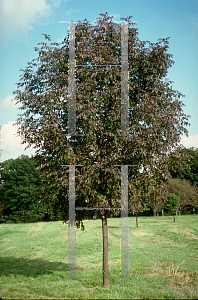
[112,164,137,280]
[68,165,76,278]
[121,22,129,136]
[120,165,129,277]
[60,164,84,280]
[68,22,77,136]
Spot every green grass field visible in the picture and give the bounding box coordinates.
[0,215,198,299]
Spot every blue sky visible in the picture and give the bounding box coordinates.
[0,0,198,162]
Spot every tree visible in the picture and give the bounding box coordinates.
[166,178,198,214]
[13,13,190,287]
[163,193,179,222]
[0,155,46,223]
[144,170,168,217]
[148,183,167,216]
[33,154,67,222]
[129,173,150,227]
[0,129,3,218]
[169,147,198,186]
[0,155,65,223]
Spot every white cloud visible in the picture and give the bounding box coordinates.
[56,35,68,44]
[0,95,20,110]
[0,0,52,45]
[112,14,121,20]
[0,121,36,162]
[52,0,64,8]
[180,133,198,149]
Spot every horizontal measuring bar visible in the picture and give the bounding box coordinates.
[59,134,136,138]
[76,64,121,66]
[113,165,137,166]
[59,21,87,23]
[60,164,136,167]
[76,207,122,211]
[59,134,84,137]
[59,21,137,24]
[113,21,137,24]
[60,164,84,167]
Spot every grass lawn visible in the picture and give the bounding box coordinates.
[0,215,198,299]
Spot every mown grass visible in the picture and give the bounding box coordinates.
[0,215,198,299]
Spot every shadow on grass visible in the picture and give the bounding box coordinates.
[107,226,120,228]
[0,257,83,277]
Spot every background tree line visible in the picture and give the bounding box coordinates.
[0,154,104,223]
[1,147,197,223]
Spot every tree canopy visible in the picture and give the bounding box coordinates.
[13,13,189,212]
[167,178,198,213]
[0,155,45,223]
[169,147,198,186]
[163,193,180,221]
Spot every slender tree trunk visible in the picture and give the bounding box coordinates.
[162,209,164,219]
[173,212,175,222]
[101,210,110,287]
[157,211,159,217]
[136,213,138,228]
[153,209,156,217]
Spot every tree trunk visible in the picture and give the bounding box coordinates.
[157,211,159,217]
[153,209,156,217]
[101,210,110,287]
[173,212,175,222]
[136,213,138,228]
[162,209,164,219]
